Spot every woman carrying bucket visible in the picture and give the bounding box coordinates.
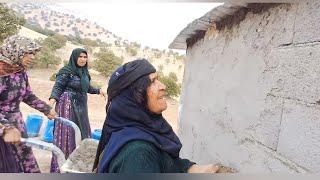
[0,35,57,173]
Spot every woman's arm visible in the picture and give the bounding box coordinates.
[108,142,162,173]
[22,75,57,119]
[0,76,28,141]
[88,84,106,98]
[22,76,51,115]
[173,157,196,173]
[88,84,100,94]
[0,123,21,143]
[49,73,69,101]
[187,164,220,173]
[0,122,6,137]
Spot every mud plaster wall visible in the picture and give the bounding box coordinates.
[179,0,320,173]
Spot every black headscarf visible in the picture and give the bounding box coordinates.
[56,48,90,92]
[93,59,182,172]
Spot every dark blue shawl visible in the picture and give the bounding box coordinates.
[94,59,182,172]
[97,89,182,172]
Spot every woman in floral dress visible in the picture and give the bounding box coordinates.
[0,35,56,173]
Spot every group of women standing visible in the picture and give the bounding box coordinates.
[0,35,104,173]
[1,35,225,173]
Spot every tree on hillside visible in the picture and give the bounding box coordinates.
[168,72,178,82]
[83,45,93,54]
[158,64,164,72]
[154,51,162,58]
[93,48,123,77]
[0,3,25,43]
[41,34,67,50]
[31,35,65,68]
[165,58,170,65]
[130,42,141,49]
[175,54,185,61]
[24,22,56,36]
[158,72,181,98]
[114,40,121,47]
[82,38,98,47]
[125,46,137,56]
[67,34,83,45]
[144,46,150,51]
[33,46,61,68]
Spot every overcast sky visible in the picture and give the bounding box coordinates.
[56,2,222,51]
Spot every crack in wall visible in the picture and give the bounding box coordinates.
[267,93,318,106]
[290,2,299,45]
[275,98,285,151]
[241,137,309,173]
[278,40,320,48]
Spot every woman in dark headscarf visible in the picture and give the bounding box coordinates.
[93,59,219,173]
[0,35,57,173]
[49,48,105,173]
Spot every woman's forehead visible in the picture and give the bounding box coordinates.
[149,72,157,79]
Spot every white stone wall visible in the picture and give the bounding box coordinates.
[179,0,320,173]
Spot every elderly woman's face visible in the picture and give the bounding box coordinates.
[147,72,167,114]
[77,52,88,67]
[21,51,36,68]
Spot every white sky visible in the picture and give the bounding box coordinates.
[56,2,222,51]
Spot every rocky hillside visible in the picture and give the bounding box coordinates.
[9,3,119,45]
[11,2,185,84]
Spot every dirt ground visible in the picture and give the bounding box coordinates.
[21,69,179,173]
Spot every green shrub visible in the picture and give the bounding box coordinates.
[125,46,137,56]
[82,38,98,47]
[168,72,178,82]
[92,48,123,77]
[158,73,181,98]
[63,60,68,66]
[165,58,170,65]
[90,80,103,88]
[157,64,164,72]
[33,46,61,68]
[24,22,56,37]
[40,34,67,50]
[130,42,141,49]
[0,3,25,43]
[50,72,57,81]
[83,45,93,54]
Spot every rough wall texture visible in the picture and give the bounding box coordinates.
[179,0,320,173]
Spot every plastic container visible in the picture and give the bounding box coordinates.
[42,119,54,143]
[91,129,102,140]
[26,114,43,137]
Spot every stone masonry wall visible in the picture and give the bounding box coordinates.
[179,0,320,173]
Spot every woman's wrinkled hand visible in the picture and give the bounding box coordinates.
[187,164,220,173]
[48,98,56,108]
[3,127,21,143]
[215,164,237,173]
[47,108,57,120]
[99,89,106,99]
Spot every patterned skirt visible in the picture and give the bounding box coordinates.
[50,91,91,173]
[0,112,41,173]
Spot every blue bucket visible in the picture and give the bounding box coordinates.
[92,129,102,140]
[26,114,43,137]
[42,119,54,143]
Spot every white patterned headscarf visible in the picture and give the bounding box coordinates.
[0,35,41,65]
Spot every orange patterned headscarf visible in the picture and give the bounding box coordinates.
[0,61,23,77]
